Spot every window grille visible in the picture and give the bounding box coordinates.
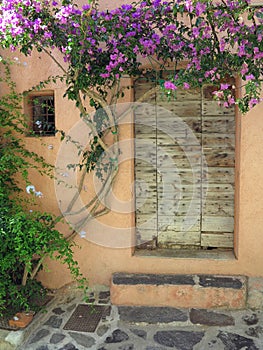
[31,94,55,136]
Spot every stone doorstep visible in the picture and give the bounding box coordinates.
[111,273,247,310]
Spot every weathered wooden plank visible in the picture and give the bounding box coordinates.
[155,108,201,122]
[135,190,157,200]
[136,228,157,244]
[158,199,201,216]
[135,150,156,164]
[156,101,201,118]
[157,153,202,168]
[157,169,202,185]
[203,149,235,167]
[157,132,202,145]
[135,191,156,202]
[134,81,155,97]
[158,183,201,193]
[202,134,235,148]
[135,193,157,207]
[134,106,157,118]
[135,168,156,181]
[202,216,234,232]
[157,88,201,102]
[135,188,156,200]
[203,193,234,202]
[202,183,234,198]
[158,230,201,247]
[202,116,235,134]
[134,124,157,133]
[134,112,156,123]
[202,101,234,116]
[158,184,201,204]
[136,203,157,215]
[202,200,234,216]
[155,143,202,155]
[156,118,201,135]
[135,135,157,144]
[202,167,235,183]
[136,213,157,230]
[158,215,200,232]
[135,137,156,146]
[158,122,201,138]
[201,232,234,248]
[157,130,202,144]
[158,189,201,200]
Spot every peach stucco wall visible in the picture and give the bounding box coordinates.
[2,0,263,289]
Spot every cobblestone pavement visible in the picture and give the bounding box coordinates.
[13,288,263,350]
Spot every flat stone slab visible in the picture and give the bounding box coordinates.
[68,332,95,347]
[97,324,110,336]
[130,328,147,339]
[105,329,129,343]
[58,343,78,350]
[190,309,235,326]
[245,326,263,338]
[112,273,246,289]
[113,273,195,286]
[217,331,258,350]
[154,330,205,349]
[52,308,65,315]
[119,306,188,323]
[199,276,245,289]
[44,316,63,329]
[50,333,66,344]
[29,329,50,344]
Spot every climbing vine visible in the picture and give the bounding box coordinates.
[0,59,87,316]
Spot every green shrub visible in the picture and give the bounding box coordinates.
[0,58,87,317]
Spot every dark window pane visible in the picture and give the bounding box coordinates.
[32,95,55,136]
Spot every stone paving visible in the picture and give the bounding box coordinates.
[3,287,262,350]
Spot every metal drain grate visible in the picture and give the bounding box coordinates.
[63,304,110,332]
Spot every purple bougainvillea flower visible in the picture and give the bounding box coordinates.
[246,74,255,81]
[220,83,229,90]
[164,81,177,90]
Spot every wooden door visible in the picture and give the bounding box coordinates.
[134,74,235,250]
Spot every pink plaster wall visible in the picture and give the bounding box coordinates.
[2,0,263,289]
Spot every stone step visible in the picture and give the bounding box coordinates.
[110,273,247,309]
[118,306,236,326]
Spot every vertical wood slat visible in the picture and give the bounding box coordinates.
[201,85,235,248]
[134,77,157,248]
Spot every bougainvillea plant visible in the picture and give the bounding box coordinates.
[0,0,262,231]
[0,0,262,110]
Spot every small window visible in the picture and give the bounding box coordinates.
[29,93,55,136]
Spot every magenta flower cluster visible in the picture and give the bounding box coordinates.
[0,0,262,112]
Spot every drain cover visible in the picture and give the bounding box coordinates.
[63,304,110,332]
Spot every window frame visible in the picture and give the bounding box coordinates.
[24,90,56,137]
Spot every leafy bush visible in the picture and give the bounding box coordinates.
[0,59,87,317]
